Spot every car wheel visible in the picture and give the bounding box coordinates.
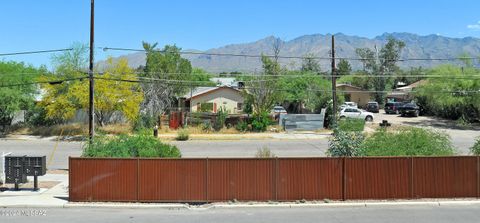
[339,116,346,120]
[365,116,373,122]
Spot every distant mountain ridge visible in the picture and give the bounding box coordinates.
[99,32,480,73]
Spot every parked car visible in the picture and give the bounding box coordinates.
[384,102,404,114]
[271,106,287,115]
[398,103,420,117]
[366,101,379,113]
[339,107,374,121]
[340,101,358,110]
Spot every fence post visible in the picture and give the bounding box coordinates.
[68,157,71,201]
[275,157,279,201]
[136,158,140,202]
[206,157,209,203]
[477,156,479,198]
[342,157,346,201]
[410,156,414,199]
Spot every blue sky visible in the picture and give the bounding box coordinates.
[1,0,480,68]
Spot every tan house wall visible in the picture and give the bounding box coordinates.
[337,85,373,108]
[190,88,244,114]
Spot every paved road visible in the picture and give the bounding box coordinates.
[171,139,328,158]
[1,205,480,223]
[0,138,328,169]
[0,138,83,170]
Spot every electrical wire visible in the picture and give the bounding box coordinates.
[102,46,478,62]
[92,76,480,94]
[0,77,87,88]
[0,48,73,57]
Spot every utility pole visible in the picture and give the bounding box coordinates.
[331,35,337,126]
[88,0,95,142]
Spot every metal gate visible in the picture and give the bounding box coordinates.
[279,109,326,131]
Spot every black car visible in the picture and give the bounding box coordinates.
[366,102,379,113]
[384,102,404,114]
[398,103,420,117]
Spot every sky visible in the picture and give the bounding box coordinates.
[1,0,480,69]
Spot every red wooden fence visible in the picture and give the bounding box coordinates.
[69,156,480,202]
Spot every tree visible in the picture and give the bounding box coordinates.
[415,65,480,122]
[140,42,193,121]
[336,59,351,76]
[40,43,88,121]
[277,71,331,113]
[69,58,143,126]
[0,61,46,129]
[355,37,405,103]
[301,54,321,73]
[247,55,281,114]
[42,44,143,126]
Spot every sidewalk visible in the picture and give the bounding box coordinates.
[0,174,68,207]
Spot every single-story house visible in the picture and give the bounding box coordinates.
[183,86,245,114]
[336,83,373,108]
[386,80,427,102]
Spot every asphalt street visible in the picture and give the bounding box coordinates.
[171,139,328,158]
[1,205,480,223]
[0,138,83,170]
[0,138,328,169]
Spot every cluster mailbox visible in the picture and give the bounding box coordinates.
[4,156,46,190]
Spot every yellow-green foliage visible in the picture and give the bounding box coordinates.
[41,58,143,124]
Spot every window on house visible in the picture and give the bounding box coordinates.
[237,103,243,110]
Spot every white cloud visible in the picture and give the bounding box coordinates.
[467,21,480,30]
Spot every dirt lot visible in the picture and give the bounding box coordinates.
[366,109,480,154]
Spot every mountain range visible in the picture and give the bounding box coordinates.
[100,32,480,73]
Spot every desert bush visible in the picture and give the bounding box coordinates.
[175,128,189,141]
[252,112,271,132]
[338,118,365,132]
[132,114,157,132]
[327,130,365,157]
[214,107,228,131]
[235,120,249,132]
[201,122,213,132]
[470,137,480,155]
[255,146,276,158]
[82,134,181,158]
[360,127,454,156]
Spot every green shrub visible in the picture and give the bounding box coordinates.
[252,112,270,132]
[201,122,212,132]
[132,114,157,132]
[176,128,189,141]
[214,107,228,131]
[327,130,365,157]
[470,137,480,155]
[82,134,181,158]
[338,118,365,132]
[360,127,454,156]
[255,146,276,158]
[235,120,249,132]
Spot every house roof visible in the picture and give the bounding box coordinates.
[183,86,242,100]
[336,83,367,91]
[395,80,427,91]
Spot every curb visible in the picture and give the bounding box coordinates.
[2,200,479,209]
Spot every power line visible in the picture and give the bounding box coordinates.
[0,77,87,88]
[92,76,480,94]
[102,46,478,62]
[0,48,73,57]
